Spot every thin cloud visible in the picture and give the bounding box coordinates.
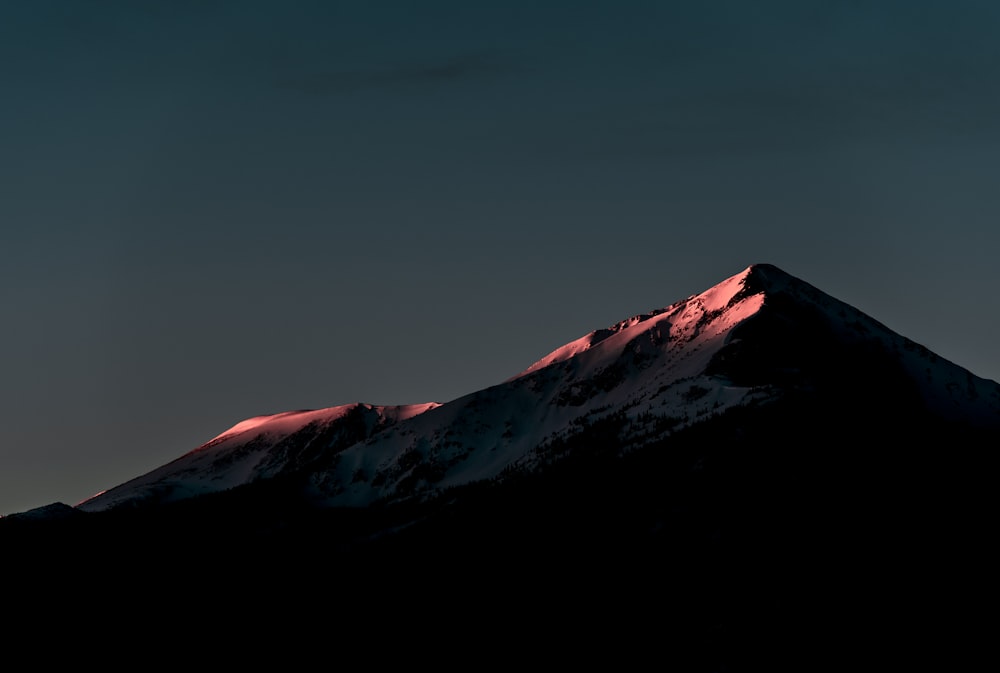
[277,51,516,95]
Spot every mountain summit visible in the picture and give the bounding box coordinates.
[76,262,1000,513]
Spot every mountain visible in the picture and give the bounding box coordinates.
[74,262,999,514]
[5,263,996,667]
[75,402,442,512]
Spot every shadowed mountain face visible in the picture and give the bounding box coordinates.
[4,263,996,667]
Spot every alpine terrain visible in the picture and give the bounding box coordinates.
[4,263,996,666]
[68,263,1000,514]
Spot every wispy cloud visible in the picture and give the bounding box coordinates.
[277,51,516,95]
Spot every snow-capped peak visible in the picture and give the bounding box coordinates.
[511,264,772,380]
[73,263,1000,514]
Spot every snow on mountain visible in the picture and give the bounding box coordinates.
[76,263,1000,513]
[76,402,440,512]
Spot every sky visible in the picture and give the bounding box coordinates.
[3,0,999,516]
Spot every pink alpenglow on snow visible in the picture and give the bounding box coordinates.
[76,402,441,511]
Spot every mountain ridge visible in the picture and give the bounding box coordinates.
[68,262,999,515]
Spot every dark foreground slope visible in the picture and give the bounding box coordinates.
[4,380,993,668]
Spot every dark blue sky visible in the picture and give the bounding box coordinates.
[3,1,999,515]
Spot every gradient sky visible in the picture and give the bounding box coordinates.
[3,0,999,515]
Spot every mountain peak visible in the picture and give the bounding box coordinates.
[746,262,784,274]
[742,262,800,291]
[511,263,781,380]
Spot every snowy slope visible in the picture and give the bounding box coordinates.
[77,402,440,512]
[77,263,1000,513]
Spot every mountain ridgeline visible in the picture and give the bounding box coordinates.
[5,263,996,665]
[67,263,1000,515]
